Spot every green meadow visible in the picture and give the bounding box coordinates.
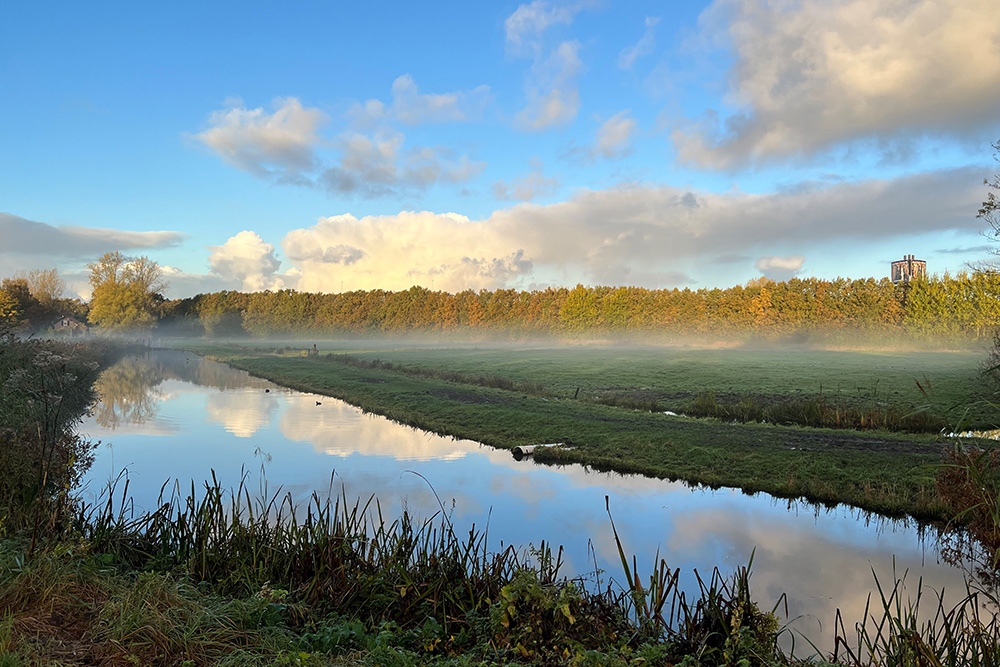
[180,341,996,520]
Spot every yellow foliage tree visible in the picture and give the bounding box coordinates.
[87,252,167,331]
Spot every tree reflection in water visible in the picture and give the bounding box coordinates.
[92,355,164,429]
[92,350,276,430]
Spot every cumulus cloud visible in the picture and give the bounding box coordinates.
[156,266,233,299]
[320,131,485,198]
[194,96,484,198]
[283,211,535,293]
[618,16,660,70]
[0,212,183,256]
[675,0,1000,167]
[277,166,982,292]
[194,97,327,183]
[755,255,805,281]
[207,231,285,292]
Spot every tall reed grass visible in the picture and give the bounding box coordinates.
[74,472,639,660]
[689,390,946,433]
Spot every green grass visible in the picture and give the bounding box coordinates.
[173,342,982,521]
[180,340,991,428]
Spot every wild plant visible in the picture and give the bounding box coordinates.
[831,570,1000,667]
[76,474,636,661]
[0,334,102,551]
[606,496,786,665]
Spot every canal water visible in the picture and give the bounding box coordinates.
[78,349,980,652]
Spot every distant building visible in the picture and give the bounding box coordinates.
[891,254,926,283]
[52,315,88,332]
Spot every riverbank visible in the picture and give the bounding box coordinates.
[177,342,981,522]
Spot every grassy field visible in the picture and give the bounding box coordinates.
[185,340,991,427]
[175,340,997,520]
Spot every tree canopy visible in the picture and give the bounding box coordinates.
[87,252,168,331]
[13,268,65,307]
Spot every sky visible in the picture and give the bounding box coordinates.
[2,0,999,300]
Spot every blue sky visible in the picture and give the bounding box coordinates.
[2,0,998,298]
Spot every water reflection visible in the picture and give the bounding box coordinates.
[92,350,273,430]
[206,391,280,438]
[92,356,164,429]
[79,349,982,653]
[280,396,470,461]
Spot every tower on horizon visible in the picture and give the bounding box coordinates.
[891,254,926,283]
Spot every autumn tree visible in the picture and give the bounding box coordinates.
[13,268,65,307]
[0,289,22,331]
[0,279,33,329]
[87,252,168,330]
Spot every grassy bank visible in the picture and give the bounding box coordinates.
[182,341,989,428]
[177,342,975,521]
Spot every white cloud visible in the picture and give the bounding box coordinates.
[0,212,184,257]
[283,211,534,293]
[156,266,232,300]
[320,131,485,197]
[493,163,560,201]
[505,2,589,131]
[618,16,660,70]
[505,1,588,56]
[194,96,484,198]
[593,110,637,159]
[514,40,583,131]
[207,231,285,292]
[389,75,491,125]
[0,211,185,299]
[348,75,492,128]
[344,99,387,130]
[277,166,982,291]
[755,255,805,281]
[194,97,327,182]
[675,0,1000,167]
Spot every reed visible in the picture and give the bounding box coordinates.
[831,572,1000,667]
[688,391,946,433]
[74,473,636,660]
[607,496,788,665]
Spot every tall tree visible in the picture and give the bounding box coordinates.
[87,252,168,330]
[980,139,1000,269]
[13,268,65,307]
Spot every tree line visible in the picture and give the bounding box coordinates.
[154,273,1000,341]
[3,260,999,343]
